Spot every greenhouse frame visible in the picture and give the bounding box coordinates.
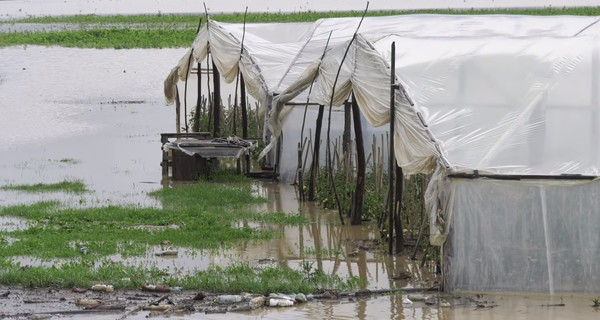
[165,14,600,294]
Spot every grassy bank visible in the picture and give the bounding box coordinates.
[0,176,359,293]
[1,7,600,48]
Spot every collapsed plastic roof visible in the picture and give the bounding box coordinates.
[165,14,600,176]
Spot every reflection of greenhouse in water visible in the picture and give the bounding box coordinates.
[166,13,600,295]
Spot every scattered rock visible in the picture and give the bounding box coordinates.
[355,289,372,298]
[193,292,206,301]
[294,293,307,303]
[71,287,87,294]
[424,296,436,305]
[317,289,340,299]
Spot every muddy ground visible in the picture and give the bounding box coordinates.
[1,283,507,320]
[0,285,447,319]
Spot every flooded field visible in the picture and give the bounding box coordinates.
[3,0,600,316]
[1,45,600,319]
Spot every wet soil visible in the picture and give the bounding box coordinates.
[1,284,598,320]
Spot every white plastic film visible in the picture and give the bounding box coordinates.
[444,177,600,294]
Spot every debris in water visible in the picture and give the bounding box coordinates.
[142,284,171,292]
[216,295,243,304]
[155,250,178,257]
[440,300,452,308]
[91,284,114,292]
[256,257,276,264]
[75,299,102,306]
[424,296,436,305]
[267,298,294,307]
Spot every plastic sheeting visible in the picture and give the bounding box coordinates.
[163,138,257,159]
[443,177,600,294]
[165,13,600,172]
[164,14,600,251]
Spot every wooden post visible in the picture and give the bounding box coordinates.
[343,100,351,155]
[175,87,181,134]
[388,42,396,255]
[212,61,221,138]
[350,94,366,225]
[297,141,304,200]
[194,62,201,132]
[161,133,169,176]
[395,166,404,253]
[241,73,248,139]
[308,105,325,201]
[240,73,250,174]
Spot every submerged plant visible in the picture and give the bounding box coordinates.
[1,180,88,193]
[0,178,364,293]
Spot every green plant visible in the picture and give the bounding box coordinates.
[1,180,88,193]
[5,8,600,49]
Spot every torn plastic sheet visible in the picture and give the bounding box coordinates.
[163,138,257,159]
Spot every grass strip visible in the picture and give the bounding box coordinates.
[1,180,88,193]
[2,7,600,48]
[5,7,600,24]
[0,259,360,293]
[1,28,195,48]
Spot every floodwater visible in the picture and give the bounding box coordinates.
[1,46,599,320]
[2,0,600,317]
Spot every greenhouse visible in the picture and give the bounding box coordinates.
[165,14,600,294]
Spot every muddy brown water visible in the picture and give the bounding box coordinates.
[1,46,599,319]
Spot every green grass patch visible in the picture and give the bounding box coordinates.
[3,13,203,24]
[1,28,195,48]
[1,180,88,194]
[56,158,80,164]
[180,262,361,294]
[5,7,600,25]
[0,259,361,293]
[2,7,600,48]
[0,178,348,293]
